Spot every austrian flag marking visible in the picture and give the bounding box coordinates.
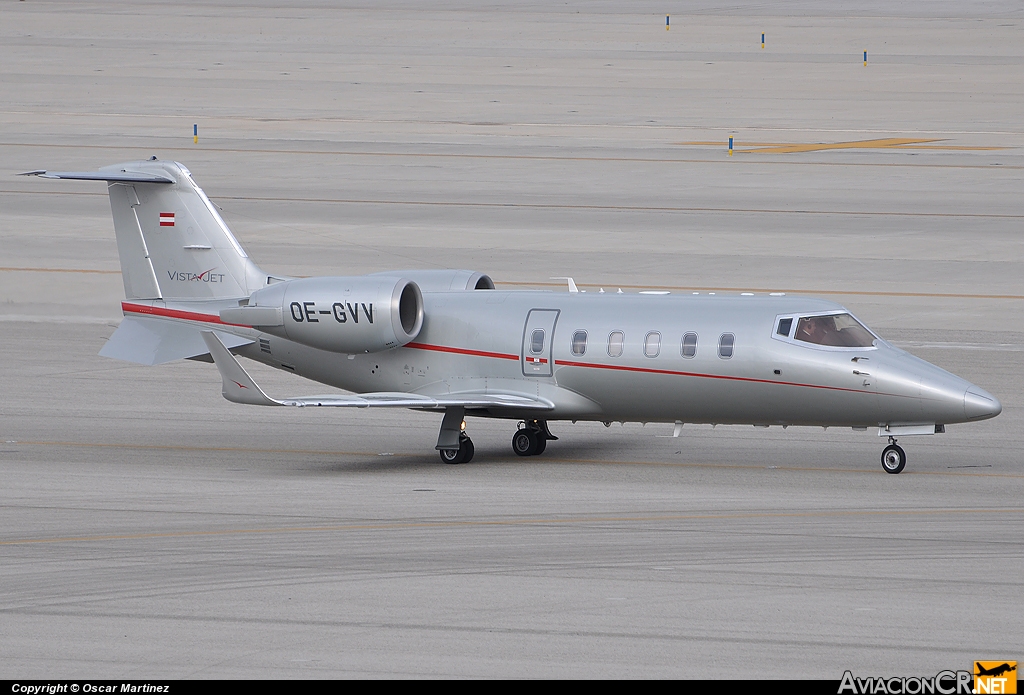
[159,212,175,227]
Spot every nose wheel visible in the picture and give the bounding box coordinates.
[881,437,906,474]
[437,407,474,464]
[440,433,475,465]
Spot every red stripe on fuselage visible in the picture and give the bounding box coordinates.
[404,341,867,395]
[121,302,249,327]
[554,358,866,394]
[405,342,519,361]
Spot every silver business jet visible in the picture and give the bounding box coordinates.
[24,160,1001,473]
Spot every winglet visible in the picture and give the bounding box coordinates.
[551,276,579,294]
[200,331,281,406]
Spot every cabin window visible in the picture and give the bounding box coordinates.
[644,332,661,358]
[531,329,545,354]
[794,313,874,347]
[571,330,588,356]
[681,332,697,358]
[608,331,624,357]
[718,333,735,359]
[776,318,793,337]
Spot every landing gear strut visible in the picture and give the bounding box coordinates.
[437,406,474,464]
[881,436,906,474]
[512,420,555,457]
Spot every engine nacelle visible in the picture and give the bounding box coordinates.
[222,276,423,354]
[370,269,494,292]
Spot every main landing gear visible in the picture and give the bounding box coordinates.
[436,416,556,464]
[881,436,907,474]
[512,420,556,457]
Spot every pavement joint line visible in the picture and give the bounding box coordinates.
[1,143,1020,170]
[0,605,1003,653]
[2,507,1022,547]
[216,197,1024,219]
[1,116,1022,136]
[6,441,1024,479]
[0,266,120,274]
[676,138,1008,154]
[5,439,382,457]
[7,189,1024,218]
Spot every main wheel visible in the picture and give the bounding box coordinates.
[512,429,538,456]
[881,444,906,474]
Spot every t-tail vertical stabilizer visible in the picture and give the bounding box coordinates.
[25,159,267,300]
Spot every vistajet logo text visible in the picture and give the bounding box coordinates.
[838,670,973,695]
[167,268,225,283]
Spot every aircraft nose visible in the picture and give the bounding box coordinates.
[964,386,1001,420]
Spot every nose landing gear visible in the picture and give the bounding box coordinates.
[439,432,475,465]
[437,406,474,464]
[881,436,906,474]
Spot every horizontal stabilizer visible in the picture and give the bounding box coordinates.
[20,170,174,184]
[101,315,252,365]
[200,331,554,411]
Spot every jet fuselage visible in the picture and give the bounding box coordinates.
[126,289,997,429]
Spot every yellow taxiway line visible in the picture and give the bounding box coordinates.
[677,137,1007,154]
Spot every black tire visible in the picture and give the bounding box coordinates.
[533,436,546,456]
[512,429,537,456]
[440,435,474,464]
[439,447,463,464]
[881,444,906,474]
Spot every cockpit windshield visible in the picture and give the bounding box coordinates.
[794,313,875,348]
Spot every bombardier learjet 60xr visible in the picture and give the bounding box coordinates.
[24,160,1001,472]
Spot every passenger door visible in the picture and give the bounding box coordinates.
[521,309,560,377]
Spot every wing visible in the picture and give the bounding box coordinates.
[200,331,554,411]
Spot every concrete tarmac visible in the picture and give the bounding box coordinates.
[1,1,1021,679]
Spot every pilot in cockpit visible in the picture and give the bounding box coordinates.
[797,316,831,344]
[795,314,875,348]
